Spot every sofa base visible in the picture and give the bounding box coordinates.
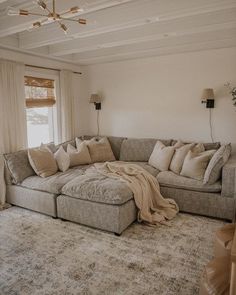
[57,195,137,234]
[6,185,57,217]
[161,186,236,221]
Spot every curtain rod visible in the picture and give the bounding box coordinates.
[25,64,82,75]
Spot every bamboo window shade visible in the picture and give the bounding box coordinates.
[25,76,56,108]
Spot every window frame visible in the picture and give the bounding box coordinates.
[25,68,60,146]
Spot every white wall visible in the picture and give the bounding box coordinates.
[86,47,236,149]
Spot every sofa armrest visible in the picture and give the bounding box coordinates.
[222,153,236,198]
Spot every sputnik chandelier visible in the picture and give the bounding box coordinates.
[8,0,87,34]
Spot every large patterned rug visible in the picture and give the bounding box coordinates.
[0,207,226,295]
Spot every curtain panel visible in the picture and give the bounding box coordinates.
[59,70,76,142]
[0,59,27,208]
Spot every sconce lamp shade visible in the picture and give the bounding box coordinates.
[90,94,101,103]
[201,88,214,100]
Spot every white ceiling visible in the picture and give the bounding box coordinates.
[0,0,236,65]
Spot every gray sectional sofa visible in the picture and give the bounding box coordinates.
[4,136,236,235]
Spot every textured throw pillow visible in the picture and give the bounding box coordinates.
[67,142,92,167]
[148,141,176,171]
[180,149,216,181]
[28,148,58,177]
[85,137,116,163]
[204,144,232,184]
[170,142,195,174]
[54,146,70,172]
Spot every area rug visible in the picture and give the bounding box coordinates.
[0,207,226,295]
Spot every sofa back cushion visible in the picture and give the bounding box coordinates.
[171,140,221,151]
[4,149,36,184]
[55,139,76,152]
[119,138,171,162]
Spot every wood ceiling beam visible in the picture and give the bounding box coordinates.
[17,0,236,49]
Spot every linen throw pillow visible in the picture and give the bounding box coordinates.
[28,148,58,177]
[84,137,116,163]
[54,146,70,172]
[148,141,177,171]
[204,144,231,184]
[170,142,195,174]
[180,149,216,181]
[67,142,91,167]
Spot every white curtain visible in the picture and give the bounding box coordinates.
[0,59,27,208]
[59,70,76,142]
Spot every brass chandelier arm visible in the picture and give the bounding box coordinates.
[59,6,82,16]
[60,17,87,24]
[25,12,49,17]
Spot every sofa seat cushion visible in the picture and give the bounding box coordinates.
[119,138,171,162]
[62,170,133,205]
[130,162,160,177]
[21,165,91,194]
[157,171,221,193]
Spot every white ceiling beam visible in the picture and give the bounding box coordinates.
[48,9,236,56]
[18,0,236,49]
[70,29,236,61]
[0,0,135,38]
[74,38,236,65]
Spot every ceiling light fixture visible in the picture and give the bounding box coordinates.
[7,0,86,34]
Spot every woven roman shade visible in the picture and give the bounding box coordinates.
[25,76,56,108]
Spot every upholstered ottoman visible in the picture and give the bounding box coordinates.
[57,171,138,234]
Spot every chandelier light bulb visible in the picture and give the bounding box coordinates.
[7,8,20,16]
[37,0,47,10]
[60,23,68,34]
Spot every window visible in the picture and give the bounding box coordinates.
[25,76,57,147]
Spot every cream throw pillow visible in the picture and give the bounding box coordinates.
[54,146,70,172]
[204,144,231,184]
[180,149,216,181]
[148,141,176,171]
[28,148,58,177]
[169,142,204,174]
[67,142,91,167]
[84,137,116,163]
[170,142,195,174]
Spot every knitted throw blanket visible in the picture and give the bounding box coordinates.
[95,161,179,225]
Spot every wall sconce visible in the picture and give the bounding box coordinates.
[89,94,102,110]
[201,88,215,108]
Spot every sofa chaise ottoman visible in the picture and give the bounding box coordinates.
[4,136,236,234]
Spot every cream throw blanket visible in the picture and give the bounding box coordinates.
[95,161,179,225]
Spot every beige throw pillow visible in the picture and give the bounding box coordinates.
[67,142,91,167]
[28,148,58,177]
[170,142,195,174]
[85,137,116,163]
[204,144,231,184]
[169,142,205,175]
[54,146,70,172]
[148,141,176,171]
[180,149,216,181]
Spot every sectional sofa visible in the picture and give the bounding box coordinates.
[4,136,236,235]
